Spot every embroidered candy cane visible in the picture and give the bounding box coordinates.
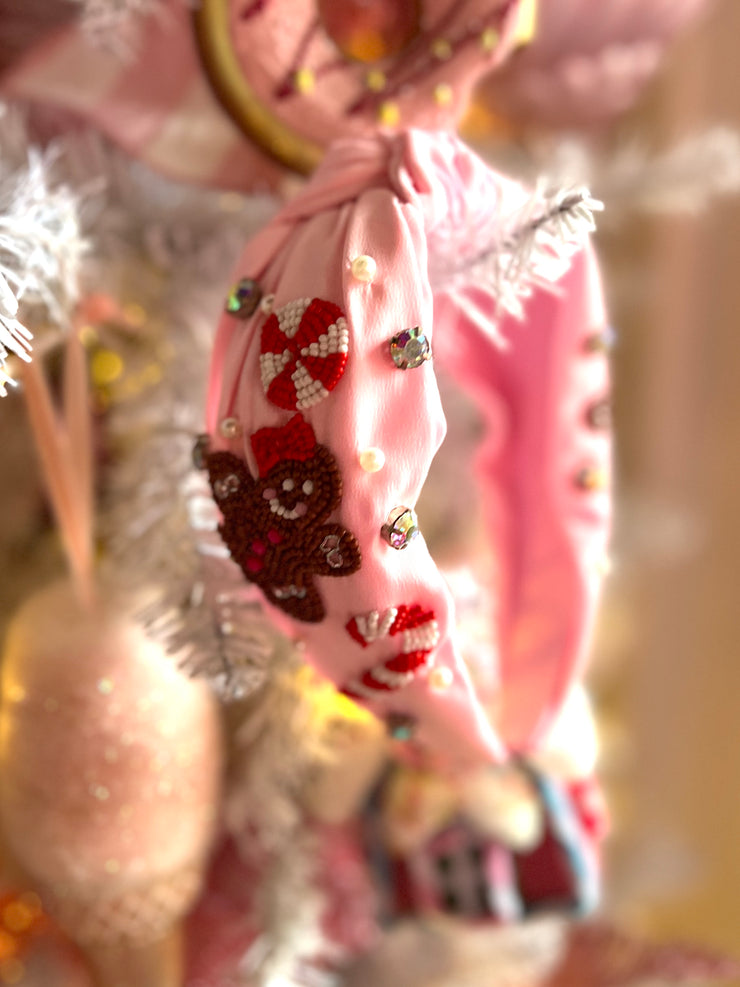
[343,604,439,699]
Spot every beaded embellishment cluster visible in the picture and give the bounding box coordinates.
[206,414,360,623]
[343,605,440,699]
[259,297,349,411]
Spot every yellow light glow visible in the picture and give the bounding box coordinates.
[91,349,124,386]
[293,68,316,94]
[514,0,538,47]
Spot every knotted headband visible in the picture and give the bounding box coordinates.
[205,128,610,768]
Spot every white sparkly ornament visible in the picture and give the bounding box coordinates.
[0,579,223,987]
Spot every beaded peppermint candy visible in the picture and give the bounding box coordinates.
[343,604,440,699]
[206,414,361,622]
[259,297,349,411]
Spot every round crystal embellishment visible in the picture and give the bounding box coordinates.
[225,277,262,318]
[381,505,420,550]
[389,327,431,370]
[214,474,240,500]
[191,433,210,470]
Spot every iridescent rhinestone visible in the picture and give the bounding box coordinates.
[320,534,344,568]
[381,505,420,550]
[214,474,240,500]
[389,327,431,370]
[387,713,416,741]
[191,433,210,470]
[225,277,262,318]
[219,417,242,440]
[575,466,608,492]
[584,326,617,354]
[586,399,611,430]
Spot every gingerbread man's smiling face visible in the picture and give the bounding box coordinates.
[256,447,340,528]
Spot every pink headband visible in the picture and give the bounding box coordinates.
[204,128,610,768]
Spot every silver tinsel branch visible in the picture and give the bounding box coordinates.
[480,129,740,227]
[227,662,340,987]
[487,184,603,319]
[66,0,170,55]
[431,181,603,323]
[85,133,278,698]
[0,104,89,394]
[576,128,740,220]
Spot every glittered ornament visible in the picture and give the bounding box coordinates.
[224,277,262,318]
[0,580,222,980]
[389,326,431,369]
[584,326,617,354]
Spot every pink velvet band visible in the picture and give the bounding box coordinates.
[206,129,610,767]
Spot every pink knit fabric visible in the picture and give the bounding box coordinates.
[206,129,610,766]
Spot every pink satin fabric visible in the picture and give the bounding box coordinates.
[207,128,610,766]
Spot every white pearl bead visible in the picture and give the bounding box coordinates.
[350,255,377,283]
[429,666,453,691]
[359,447,385,472]
[219,417,242,439]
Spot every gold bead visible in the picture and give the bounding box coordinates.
[431,38,452,60]
[378,100,400,126]
[429,666,454,691]
[433,83,453,107]
[366,69,387,92]
[480,27,500,52]
[293,67,315,94]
